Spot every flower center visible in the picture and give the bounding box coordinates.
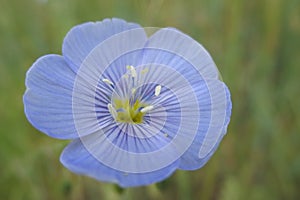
[104,66,161,124]
[114,99,148,124]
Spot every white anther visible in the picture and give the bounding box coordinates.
[164,133,168,137]
[131,88,136,95]
[108,104,117,120]
[102,78,113,85]
[140,105,154,113]
[127,65,137,78]
[155,85,162,96]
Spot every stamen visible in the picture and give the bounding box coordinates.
[108,103,117,120]
[131,88,136,95]
[164,133,168,137]
[127,65,137,78]
[102,78,114,85]
[140,105,154,113]
[155,85,162,96]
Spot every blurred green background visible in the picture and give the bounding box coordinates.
[1,0,300,199]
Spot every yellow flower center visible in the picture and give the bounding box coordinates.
[113,99,147,124]
[105,66,160,124]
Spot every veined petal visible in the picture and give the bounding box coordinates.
[23,55,78,139]
[60,138,179,188]
[145,28,219,79]
[197,81,229,158]
[223,86,232,133]
[62,18,145,72]
[179,83,232,170]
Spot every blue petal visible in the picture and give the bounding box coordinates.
[60,138,179,187]
[23,55,78,139]
[178,83,232,170]
[145,28,219,79]
[62,18,144,72]
[223,85,232,133]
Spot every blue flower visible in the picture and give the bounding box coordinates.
[23,18,232,187]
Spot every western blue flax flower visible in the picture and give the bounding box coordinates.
[23,18,232,187]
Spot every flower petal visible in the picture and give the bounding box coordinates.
[178,83,232,170]
[62,18,144,72]
[223,86,232,133]
[197,81,230,158]
[145,28,219,79]
[23,54,78,139]
[60,138,179,187]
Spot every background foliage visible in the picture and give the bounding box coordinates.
[0,0,299,199]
